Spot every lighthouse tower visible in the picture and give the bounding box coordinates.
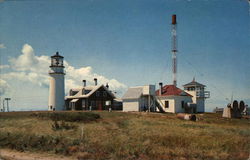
[48,52,65,111]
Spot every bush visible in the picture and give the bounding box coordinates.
[32,112,100,122]
[51,120,77,131]
[0,131,79,155]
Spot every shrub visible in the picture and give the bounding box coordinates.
[0,131,80,155]
[51,120,77,131]
[32,112,100,122]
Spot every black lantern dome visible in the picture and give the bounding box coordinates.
[50,52,64,67]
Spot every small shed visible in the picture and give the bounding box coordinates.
[122,85,155,112]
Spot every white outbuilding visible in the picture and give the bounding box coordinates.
[122,85,155,112]
[155,84,193,113]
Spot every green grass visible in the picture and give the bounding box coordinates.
[0,111,249,160]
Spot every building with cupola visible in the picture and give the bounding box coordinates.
[183,78,210,113]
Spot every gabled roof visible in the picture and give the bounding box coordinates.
[155,85,192,97]
[122,87,143,99]
[65,85,115,99]
[183,78,206,87]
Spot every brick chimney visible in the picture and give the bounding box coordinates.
[94,78,97,86]
[82,80,86,87]
[159,82,163,96]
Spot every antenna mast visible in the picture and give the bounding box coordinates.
[171,14,177,86]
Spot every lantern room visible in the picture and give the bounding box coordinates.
[50,52,64,68]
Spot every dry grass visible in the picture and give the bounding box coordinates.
[0,111,249,160]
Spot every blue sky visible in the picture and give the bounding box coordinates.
[0,0,249,111]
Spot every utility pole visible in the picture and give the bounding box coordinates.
[171,14,178,86]
[248,0,250,17]
[0,97,2,112]
[2,99,5,112]
[5,98,11,112]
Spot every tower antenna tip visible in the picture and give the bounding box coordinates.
[172,14,177,24]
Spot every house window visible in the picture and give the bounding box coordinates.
[181,101,185,108]
[82,100,86,108]
[103,91,107,97]
[96,91,100,97]
[165,101,169,108]
[91,101,96,107]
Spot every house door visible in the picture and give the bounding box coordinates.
[82,99,86,110]
[97,101,102,110]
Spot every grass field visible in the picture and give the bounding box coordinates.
[0,111,249,160]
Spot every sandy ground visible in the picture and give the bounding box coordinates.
[0,149,75,160]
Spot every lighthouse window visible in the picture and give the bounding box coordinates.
[91,101,96,107]
[56,58,59,65]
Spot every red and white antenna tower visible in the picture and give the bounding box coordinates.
[171,14,178,86]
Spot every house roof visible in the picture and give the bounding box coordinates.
[155,85,192,97]
[71,99,79,102]
[183,78,206,87]
[70,86,96,92]
[122,87,143,99]
[65,85,115,99]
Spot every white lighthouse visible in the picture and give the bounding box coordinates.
[48,52,65,111]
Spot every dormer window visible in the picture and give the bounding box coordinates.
[96,91,100,97]
[103,91,107,97]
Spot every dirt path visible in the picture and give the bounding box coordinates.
[0,149,75,160]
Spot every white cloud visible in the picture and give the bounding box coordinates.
[64,62,127,92]
[0,79,10,96]
[3,43,127,96]
[9,44,41,72]
[0,43,6,49]
[0,65,9,69]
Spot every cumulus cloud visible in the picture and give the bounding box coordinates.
[0,43,6,49]
[64,62,127,92]
[3,43,127,95]
[0,79,10,96]
[9,44,48,73]
[0,65,9,69]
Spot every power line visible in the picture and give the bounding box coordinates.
[181,56,230,102]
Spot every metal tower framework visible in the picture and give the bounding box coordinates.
[171,14,177,86]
